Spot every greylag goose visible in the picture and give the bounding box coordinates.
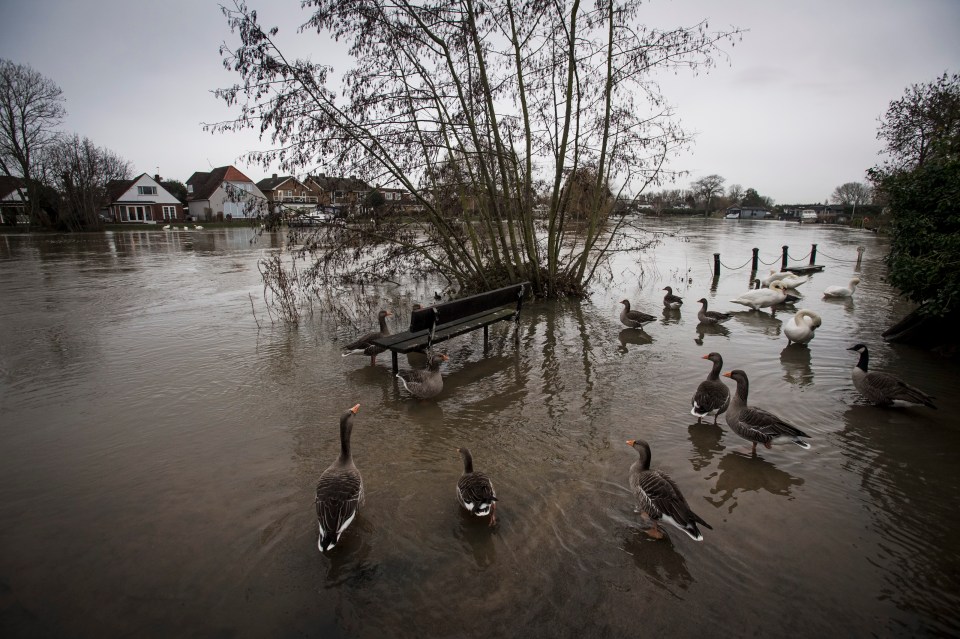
[722,370,812,453]
[626,439,712,541]
[456,447,498,526]
[823,278,860,298]
[397,352,449,399]
[620,299,656,328]
[691,353,730,425]
[784,309,821,345]
[730,281,790,311]
[662,287,684,309]
[316,403,364,553]
[847,344,936,408]
[342,310,393,365]
[696,298,733,325]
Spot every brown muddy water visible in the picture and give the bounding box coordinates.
[1,220,958,638]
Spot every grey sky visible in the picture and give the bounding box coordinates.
[1,0,957,204]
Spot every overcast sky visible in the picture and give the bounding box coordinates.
[1,0,957,204]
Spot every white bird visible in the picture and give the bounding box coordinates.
[784,309,821,345]
[194,225,204,230]
[823,278,860,298]
[761,270,791,287]
[778,273,810,289]
[730,281,790,311]
[182,226,191,231]
[162,224,171,230]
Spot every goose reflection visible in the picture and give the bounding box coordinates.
[688,422,724,471]
[705,451,804,513]
[660,307,682,326]
[731,310,782,337]
[455,509,498,569]
[617,328,653,354]
[780,345,814,387]
[694,322,730,346]
[322,517,378,587]
[621,527,693,594]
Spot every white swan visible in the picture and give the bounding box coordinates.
[784,309,821,345]
[194,225,204,230]
[730,281,789,311]
[761,270,791,287]
[778,273,810,289]
[162,224,171,230]
[823,278,860,298]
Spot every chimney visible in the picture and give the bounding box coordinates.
[154,174,161,182]
[272,173,278,180]
[187,184,193,194]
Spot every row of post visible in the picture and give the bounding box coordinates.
[713,243,820,275]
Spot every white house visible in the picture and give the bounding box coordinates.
[103,173,184,223]
[186,165,266,221]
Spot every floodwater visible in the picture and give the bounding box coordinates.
[1,220,958,638]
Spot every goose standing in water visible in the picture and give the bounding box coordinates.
[397,352,449,399]
[730,281,790,311]
[626,439,712,541]
[691,353,730,425]
[456,447,498,526]
[823,278,860,298]
[722,370,812,453]
[696,298,733,325]
[784,309,822,345]
[620,299,656,329]
[316,404,364,553]
[847,344,937,408]
[342,310,393,365]
[662,287,684,309]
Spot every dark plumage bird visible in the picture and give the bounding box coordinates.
[342,310,392,365]
[847,344,936,409]
[723,370,811,454]
[397,352,449,399]
[434,291,442,301]
[691,352,730,425]
[626,439,712,541]
[456,447,498,526]
[696,298,733,325]
[316,404,364,553]
[662,286,684,309]
[619,299,656,329]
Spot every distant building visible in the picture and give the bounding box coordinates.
[726,205,771,219]
[186,165,265,221]
[256,174,317,215]
[102,173,185,223]
[0,176,27,225]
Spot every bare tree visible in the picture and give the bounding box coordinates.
[727,183,743,204]
[0,59,66,226]
[830,181,872,207]
[47,134,132,230]
[212,0,741,301]
[691,174,725,213]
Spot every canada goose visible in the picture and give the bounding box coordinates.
[342,310,393,365]
[456,447,498,526]
[823,278,860,298]
[626,439,712,541]
[847,344,936,409]
[619,300,656,329]
[784,310,822,345]
[316,404,364,552]
[722,370,812,453]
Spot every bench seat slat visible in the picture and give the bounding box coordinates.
[373,307,516,354]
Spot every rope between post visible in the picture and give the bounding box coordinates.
[758,255,781,265]
[788,250,812,262]
[719,257,754,270]
[816,250,860,263]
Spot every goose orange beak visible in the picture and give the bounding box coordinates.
[625,439,635,446]
[701,354,709,359]
[441,354,450,361]
[350,403,360,413]
[722,372,732,378]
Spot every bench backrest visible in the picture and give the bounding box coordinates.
[409,282,527,332]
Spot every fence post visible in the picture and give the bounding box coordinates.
[781,245,789,271]
[810,244,817,265]
[855,246,865,271]
[751,247,759,272]
[713,253,721,274]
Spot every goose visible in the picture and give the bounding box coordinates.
[662,287,684,309]
[847,344,936,408]
[397,352,449,399]
[722,370,812,453]
[316,403,364,553]
[784,309,822,345]
[823,278,860,298]
[626,439,712,541]
[691,353,731,425]
[696,298,733,325]
[620,299,656,329]
[342,310,393,365]
[730,281,790,311]
[456,447,498,526]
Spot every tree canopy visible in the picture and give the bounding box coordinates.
[830,181,872,207]
[214,0,741,300]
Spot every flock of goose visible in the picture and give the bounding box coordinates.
[317,270,937,551]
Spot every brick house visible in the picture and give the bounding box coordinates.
[186,165,266,221]
[102,173,184,223]
[255,174,318,216]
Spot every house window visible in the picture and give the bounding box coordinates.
[121,205,151,222]
[163,206,176,220]
[286,190,293,198]
[138,186,157,195]
[334,190,344,202]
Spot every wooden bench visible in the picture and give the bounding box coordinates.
[374,282,530,373]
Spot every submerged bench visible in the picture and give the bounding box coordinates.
[374,282,530,373]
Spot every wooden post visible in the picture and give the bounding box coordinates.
[855,246,865,271]
[391,350,398,374]
[810,244,818,265]
[781,245,789,271]
[713,253,721,275]
[751,248,759,272]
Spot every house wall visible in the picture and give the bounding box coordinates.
[191,181,266,220]
[116,175,181,204]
